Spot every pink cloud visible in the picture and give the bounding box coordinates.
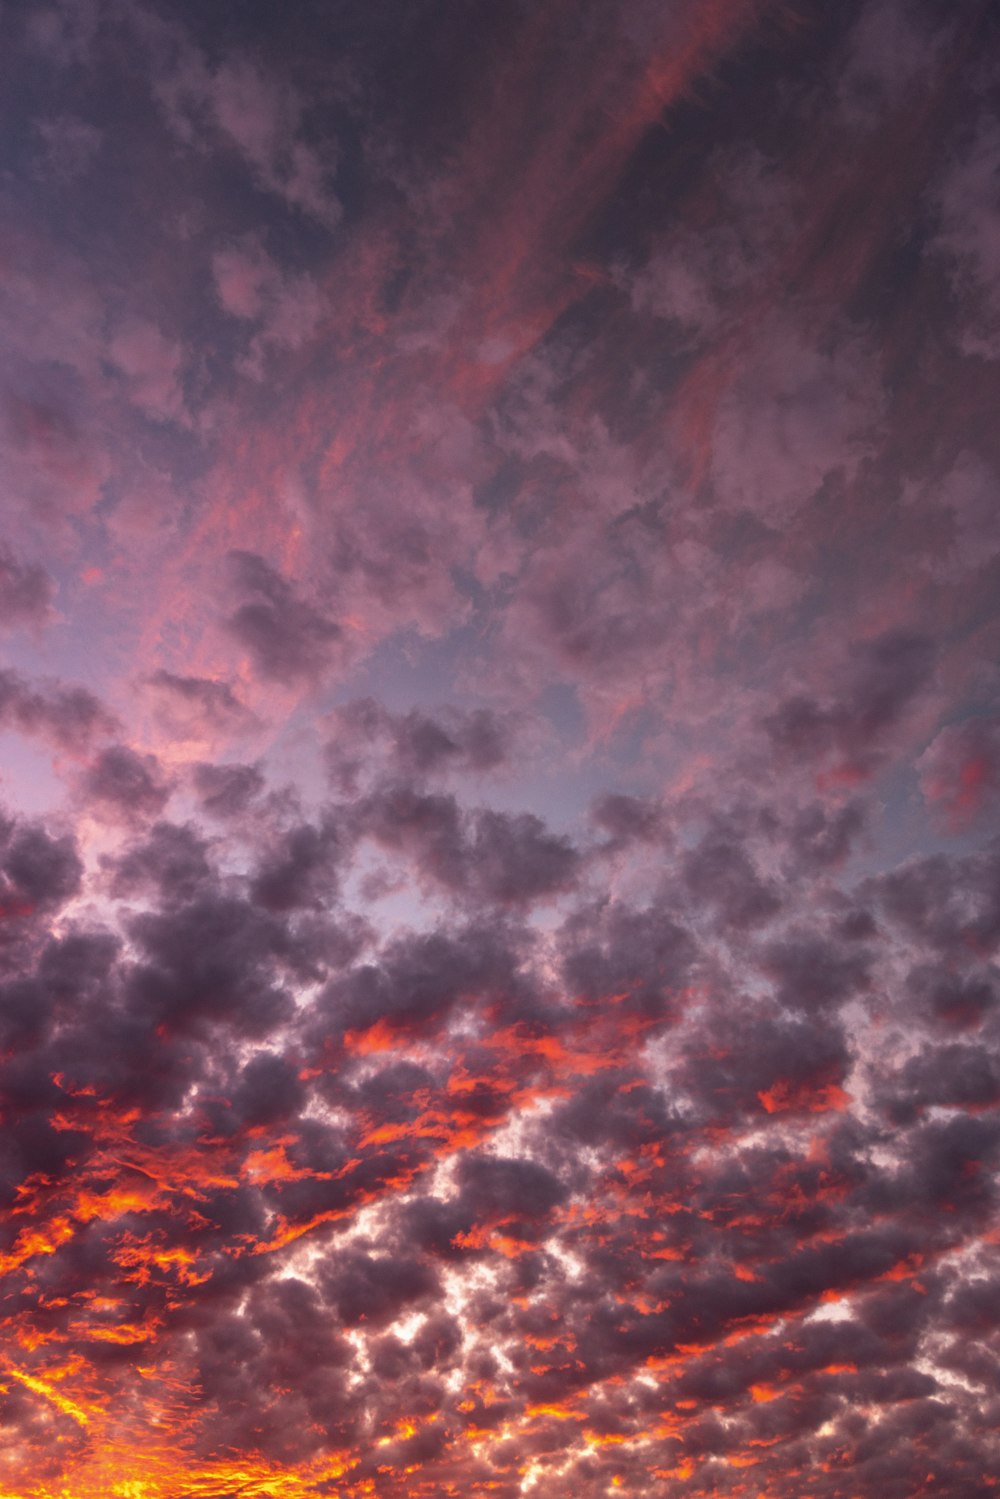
[107,319,188,426]
[919,716,1000,830]
[930,113,1000,358]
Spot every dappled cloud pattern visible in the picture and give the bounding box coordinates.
[1,3,1000,1498]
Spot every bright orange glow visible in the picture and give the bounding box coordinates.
[6,1366,93,1428]
[757,1080,850,1115]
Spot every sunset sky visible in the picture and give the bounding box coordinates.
[1,1,999,1496]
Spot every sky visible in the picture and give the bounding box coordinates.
[0,0,999,1496]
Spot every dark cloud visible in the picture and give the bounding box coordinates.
[764,632,935,778]
[231,1050,306,1128]
[250,817,341,911]
[226,550,342,683]
[356,785,580,906]
[314,920,527,1043]
[126,895,301,1038]
[107,820,214,903]
[0,548,55,630]
[879,1040,1000,1123]
[907,961,998,1032]
[682,827,782,930]
[0,667,117,751]
[145,668,253,734]
[468,809,580,905]
[679,1006,851,1122]
[327,698,515,794]
[759,929,871,1013]
[191,759,265,817]
[0,817,82,918]
[561,896,697,1020]
[80,743,172,821]
[875,839,1000,961]
[589,792,668,850]
[318,1248,439,1328]
[783,798,867,873]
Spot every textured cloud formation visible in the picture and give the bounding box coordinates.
[1,3,999,1498]
[0,551,55,633]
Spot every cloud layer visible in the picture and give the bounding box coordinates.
[1,2,999,1497]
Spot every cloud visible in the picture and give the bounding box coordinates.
[707,318,884,524]
[107,820,214,904]
[1,3,1000,1496]
[560,895,696,1022]
[80,744,172,821]
[929,112,1000,359]
[759,929,871,1013]
[0,380,110,523]
[836,0,949,131]
[919,715,1000,829]
[355,786,581,907]
[250,817,342,912]
[0,668,118,752]
[682,825,782,930]
[212,235,326,378]
[588,792,668,850]
[225,550,343,683]
[0,549,56,631]
[33,113,102,179]
[146,21,341,230]
[0,761,997,1495]
[191,760,266,818]
[764,631,935,781]
[0,817,82,919]
[326,699,515,794]
[313,920,528,1046]
[124,891,296,1038]
[874,838,1000,962]
[906,962,997,1033]
[106,318,188,426]
[628,146,795,344]
[145,669,254,738]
